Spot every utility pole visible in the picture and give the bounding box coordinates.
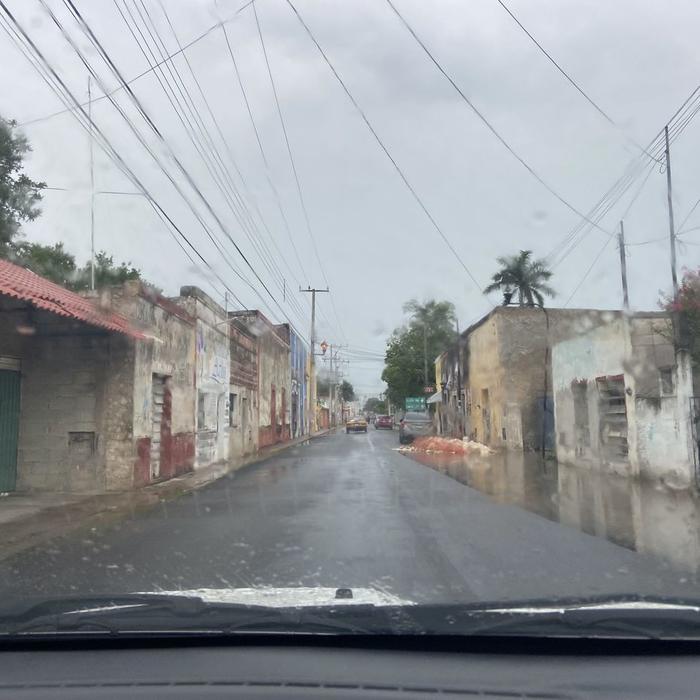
[664,126,679,298]
[423,323,429,387]
[618,220,629,310]
[455,318,463,438]
[300,286,329,433]
[329,343,334,427]
[88,75,95,291]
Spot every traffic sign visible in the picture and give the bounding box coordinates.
[405,396,426,411]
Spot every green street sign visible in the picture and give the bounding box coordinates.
[405,396,426,411]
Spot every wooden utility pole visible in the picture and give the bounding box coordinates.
[665,126,679,297]
[618,220,629,310]
[300,286,329,433]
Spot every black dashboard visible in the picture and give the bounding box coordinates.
[0,637,698,699]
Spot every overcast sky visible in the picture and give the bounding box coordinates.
[2,0,700,398]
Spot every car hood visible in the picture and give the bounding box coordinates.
[138,587,413,607]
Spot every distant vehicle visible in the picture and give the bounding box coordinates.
[346,416,368,433]
[399,412,433,444]
[375,415,394,430]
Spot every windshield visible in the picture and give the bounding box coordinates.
[1,0,700,641]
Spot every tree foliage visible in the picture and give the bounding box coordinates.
[363,397,386,414]
[484,249,555,307]
[381,298,457,408]
[340,380,355,402]
[8,244,142,291]
[661,267,700,367]
[0,118,45,254]
[9,241,76,286]
[70,251,141,291]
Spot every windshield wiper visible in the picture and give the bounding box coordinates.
[0,593,394,637]
[400,595,700,640]
[3,593,700,640]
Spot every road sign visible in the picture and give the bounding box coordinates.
[423,386,435,394]
[405,396,426,411]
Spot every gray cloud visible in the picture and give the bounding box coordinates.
[2,0,700,397]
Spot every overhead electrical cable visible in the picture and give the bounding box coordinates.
[55,0,309,340]
[494,0,657,162]
[0,3,243,309]
[253,2,350,345]
[284,0,486,305]
[384,0,612,237]
[18,0,256,127]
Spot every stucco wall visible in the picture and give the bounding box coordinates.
[552,314,694,485]
[257,326,291,448]
[465,315,506,447]
[178,288,229,469]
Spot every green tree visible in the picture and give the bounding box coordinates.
[67,251,141,291]
[340,380,355,402]
[363,397,386,414]
[381,298,457,409]
[0,118,45,254]
[484,249,555,307]
[9,241,76,286]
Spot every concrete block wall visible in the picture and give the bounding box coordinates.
[16,332,111,492]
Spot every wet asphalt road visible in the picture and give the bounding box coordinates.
[0,428,696,605]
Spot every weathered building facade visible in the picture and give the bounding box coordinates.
[552,312,695,486]
[0,264,197,493]
[176,287,230,469]
[290,329,308,439]
[229,311,291,449]
[438,307,621,451]
[228,317,259,461]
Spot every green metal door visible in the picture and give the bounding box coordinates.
[0,369,20,492]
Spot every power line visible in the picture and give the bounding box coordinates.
[119,0,308,330]
[253,1,349,345]
[220,21,310,287]
[57,0,309,340]
[0,3,243,309]
[494,0,657,162]
[151,1,312,329]
[18,0,256,127]
[384,0,612,237]
[284,0,486,301]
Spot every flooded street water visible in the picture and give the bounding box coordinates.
[403,449,700,578]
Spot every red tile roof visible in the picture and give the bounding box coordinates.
[0,259,145,338]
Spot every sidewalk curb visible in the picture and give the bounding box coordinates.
[0,428,335,563]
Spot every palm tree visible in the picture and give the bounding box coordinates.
[484,250,555,307]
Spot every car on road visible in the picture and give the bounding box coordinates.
[375,415,394,430]
[399,412,433,444]
[346,416,368,433]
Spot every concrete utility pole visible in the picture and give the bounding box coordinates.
[455,318,463,438]
[300,286,329,433]
[88,75,95,291]
[423,323,429,386]
[664,126,679,298]
[618,220,629,310]
[329,343,334,427]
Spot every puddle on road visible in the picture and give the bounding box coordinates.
[403,450,700,575]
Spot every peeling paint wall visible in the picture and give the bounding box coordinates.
[112,283,197,486]
[229,320,259,462]
[290,330,308,439]
[552,314,694,486]
[229,311,290,449]
[178,287,230,469]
